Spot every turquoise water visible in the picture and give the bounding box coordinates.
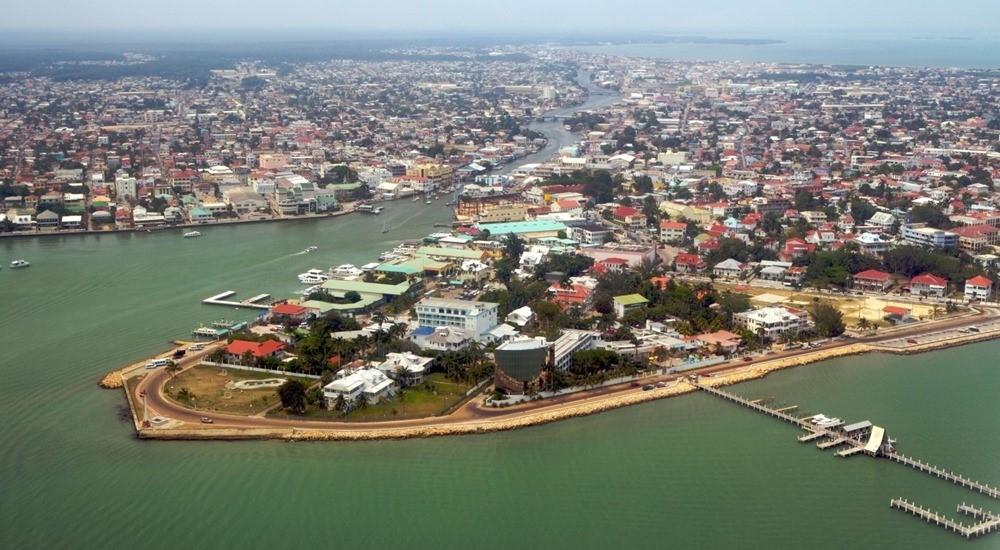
[0,203,998,549]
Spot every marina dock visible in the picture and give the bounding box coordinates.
[202,291,273,310]
[691,377,1000,540]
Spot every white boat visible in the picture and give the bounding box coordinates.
[302,245,318,253]
[412,196,419,202]
[330,264,363,278]
[425,199,432,204]
[297,269,330,284]
[10,259,30,268]
[183,231,201,238]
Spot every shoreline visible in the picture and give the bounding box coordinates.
[125,318,1000,442]
[0,207,359,240]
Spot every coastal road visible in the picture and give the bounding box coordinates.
[130,306,999,435]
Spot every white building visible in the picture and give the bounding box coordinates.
[323,368,396,409]
[375,352,434,384]
[964,276,994,302]
[735,307,808,340]
[415,298,499,341]
[901,224,958,249]
[551,330,598,371]
[114,177,138,200]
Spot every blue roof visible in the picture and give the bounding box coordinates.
[476,220,567,236]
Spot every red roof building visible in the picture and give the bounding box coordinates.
[225,339,286,360]
[674,253,706,273]
[964,276,994,301]
[853,269,893,292]
[547,284,594,309]
[909,273,948,297]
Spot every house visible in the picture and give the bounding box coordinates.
[659,220,687,242]
[505,306,534,327]
[375,352,434,384]
[867,211,897,232]
[735,307,808,340]
[780,238,815,261]
[613,294,649,318]
[35,209,60,228]
[852,269,893,292]
[951,225,1000,252]
[224,339,286,362]
[909,273,948,297]
[323,367,396,408]
[547,283,594,309]
[694,330,743,355]
[674,253,706,273]
[964,275,993,301]
[611,206,646,232]
[854,232,889,255]
[270,303,310,323]
[712,258,747,279]
[411,326,472,351]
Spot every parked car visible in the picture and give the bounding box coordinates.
[642,384,654,391]
[200,417,214,424]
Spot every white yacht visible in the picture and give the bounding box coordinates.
[183,231,201,238]
[297,269,330,284]
[330,264,363,278]
[10,259,30,268]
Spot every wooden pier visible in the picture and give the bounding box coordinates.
[891,499,1000,539]
[202,291,273,310]
[692,377,1000,540]
[885,453,1000,499]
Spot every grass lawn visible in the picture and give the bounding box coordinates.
[164,364,317,415]
[268,373,475,422]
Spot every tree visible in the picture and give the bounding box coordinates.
[278,380,307,414]
[811,303,845,337]
[504,234,525,263]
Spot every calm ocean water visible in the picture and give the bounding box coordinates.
[574,32,1000,68]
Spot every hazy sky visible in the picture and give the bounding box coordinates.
[4,0,998,33]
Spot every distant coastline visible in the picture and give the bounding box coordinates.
[571,35,783,47]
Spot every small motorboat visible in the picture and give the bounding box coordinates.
[183,231,201,238]
[10,259,30,268]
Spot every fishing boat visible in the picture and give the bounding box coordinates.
[183,231,201,238]
[10,259,30,268]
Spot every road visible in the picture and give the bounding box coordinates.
[130,306,999,434]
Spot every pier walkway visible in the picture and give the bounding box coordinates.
[885,452,1000,499]
[691,377,1000,540]
[202,291,272,310]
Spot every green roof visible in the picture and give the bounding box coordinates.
[377,257,448,274]
[321,278,413,297]
[302,293,382,312]
[415,246,483,260]
[476,220,567,236]
[613,294,649,306]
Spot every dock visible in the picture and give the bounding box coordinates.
[691,377,1000,540]
[891,499,1000,539]
[202,291,272,310]
[884,453,1000,499]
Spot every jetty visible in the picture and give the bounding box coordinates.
[202,291,272,310]
[690,377,1000,540]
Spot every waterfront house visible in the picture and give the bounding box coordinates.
[735,307,808,340]
[224,339,286,362]
[323,367,396,408]
[374,352,434,385]
[964,275,993,301]
[270,303,310,324]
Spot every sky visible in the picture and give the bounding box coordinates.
[3,0,999,35]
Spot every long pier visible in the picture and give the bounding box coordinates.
[691,377,1000,540]
[891,499,1000,539]
[885,453,1000,499]
[202,291,272,310]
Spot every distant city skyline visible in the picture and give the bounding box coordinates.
[3,0,999,34]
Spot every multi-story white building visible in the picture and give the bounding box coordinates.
[114,177,137,200]
[964,276,994,301]
[735,307,808,340]
[415,298,499,341]
[901,224,958,249]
